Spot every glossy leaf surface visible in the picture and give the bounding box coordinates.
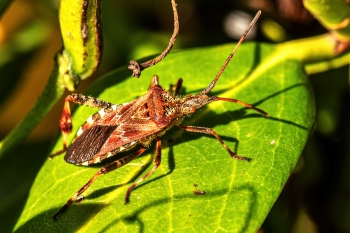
[14,43,315,232]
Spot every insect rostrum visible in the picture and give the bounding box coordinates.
[52,11,267,220]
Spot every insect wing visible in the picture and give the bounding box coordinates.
[93,99,163,159]
[64,125,117,163]
[65,91,163,164]
[93,118,160,158]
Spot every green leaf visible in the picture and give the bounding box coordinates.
[14,42,314,232]
[304,0,350,41]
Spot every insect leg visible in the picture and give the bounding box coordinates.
[179,125,251,162]
[53,147,146,220]
[149,75,160,89]
[170,78,183,95]
[50,94,113,158]
[124,137,162,204]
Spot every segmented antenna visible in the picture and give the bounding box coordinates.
[200,11,261,95]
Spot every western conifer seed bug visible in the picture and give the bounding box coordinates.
[52,11,267,220]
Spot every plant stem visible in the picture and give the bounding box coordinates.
[0,58,65,159]
[278,34,350,73]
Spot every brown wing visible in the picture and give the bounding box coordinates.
[93,118,161,158]
[65,91,164,164]
[65,125,117,163]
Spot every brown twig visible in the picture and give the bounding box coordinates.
[128,0,179,78]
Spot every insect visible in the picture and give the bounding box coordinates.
[52,10,267,220]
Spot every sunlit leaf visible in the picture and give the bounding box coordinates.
[14,43,315,232]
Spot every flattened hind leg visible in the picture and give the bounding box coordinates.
[50,94,114,159]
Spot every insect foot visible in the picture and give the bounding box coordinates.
[52,10,267,220]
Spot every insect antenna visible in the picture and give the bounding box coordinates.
[200,10,261,95]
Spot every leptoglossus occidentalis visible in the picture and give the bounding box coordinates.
[51,10,267,220]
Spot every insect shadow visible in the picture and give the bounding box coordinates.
[250,82,310,130]
[101,185,258,233]
[14,185,257,232]
[13,203,106,233]
[206,82,309,130]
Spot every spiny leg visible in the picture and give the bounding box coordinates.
[53,147,146,220]
[50,94,114,158]
[179,125,251,162]
[125,137,162,204]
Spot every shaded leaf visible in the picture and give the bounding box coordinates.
[14,42,314,232]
